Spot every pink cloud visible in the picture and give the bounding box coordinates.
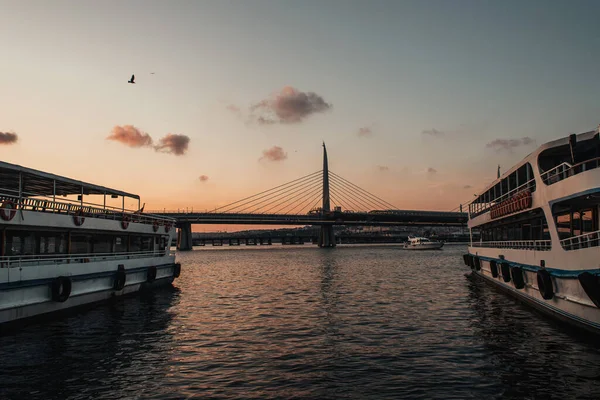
[107,125,153,148]
[250,86,332,124]
[260,146,287,162]
[0,132,18,145]
[154,133,190,156]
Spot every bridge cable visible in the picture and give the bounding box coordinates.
[258,176,323,214]
[293,188,322,217]
[277,184,323,215]
[247,174,322,214]
[307,193,323,214]
[329,174,394,211]
[329,179,384,211]
[329,175,387,211]
[223,171,321,213]
[215,171,322,213]
[287,185,325,215]
[329,185,370,212]
[329,174,391,210]
[330,171,398,210]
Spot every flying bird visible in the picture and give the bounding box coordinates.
[128,74,135,84]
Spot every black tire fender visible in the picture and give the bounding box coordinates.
[537,269,554,300]
[578,272,600,308]
[147,266,157,283]
[501,263,511,283]
[52,276,72,302]
[114,265,126,291]
[511,266,525,289]
[489,260,498,278]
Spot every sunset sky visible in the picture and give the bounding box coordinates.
[2,0,600,218]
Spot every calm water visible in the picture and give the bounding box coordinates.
[2,244,600,399]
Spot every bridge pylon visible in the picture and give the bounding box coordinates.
[318,142,335,248]
[177,222,193,251]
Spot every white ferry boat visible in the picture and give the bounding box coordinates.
[404,236,444,250]
[464,126,600,333]
[0,161,180,326]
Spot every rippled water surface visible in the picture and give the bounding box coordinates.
[3,244,600,399]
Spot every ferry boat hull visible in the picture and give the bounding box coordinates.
[0,259,180,326]
[463,126,600,334]
[404,242,444,250]
[0,160,181,328]
[465,252,600,333]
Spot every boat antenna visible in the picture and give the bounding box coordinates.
[497,165,501,179]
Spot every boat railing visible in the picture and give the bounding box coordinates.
[560,230,600,251]
[540,157,600,185]
[0,249,175,268]
[0,192,175,226]
[472,240,551,251]
[469,177,536,218]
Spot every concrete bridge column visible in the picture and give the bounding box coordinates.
[177,222,193,251]
[318,225,336,248]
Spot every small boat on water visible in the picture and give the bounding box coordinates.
[0,161,181,326]
[404,236,444,250]
[463,125,600,333]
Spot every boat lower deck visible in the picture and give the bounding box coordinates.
[464,251,600,334]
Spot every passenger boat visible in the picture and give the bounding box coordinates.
[404,236,444,250]
[0,161,180,326]
[463,126,600,333]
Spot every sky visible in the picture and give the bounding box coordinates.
[1,0,600,220]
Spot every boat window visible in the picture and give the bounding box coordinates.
[469,162,536,217]
[478,208,550,242]
[130,236,142,252]
[552,200,599,240]
[538,134,600,185]
[141,236,153,251]
[114,235,127,253]
[71,234,92,254]
[39,233,67,255]
[92,235,113,253]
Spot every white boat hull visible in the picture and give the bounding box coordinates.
[404,242,444,250]
[0,256,179,326]
[466,250,600,333]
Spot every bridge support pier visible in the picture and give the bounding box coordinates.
[318,225,336,248]
[177,222,193,251]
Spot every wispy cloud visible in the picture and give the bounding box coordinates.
[422,128,444,136]
[199,175,209,182]
[463,184,472,189]
[154,133,190,156]
[107,125,153,148]
[260,146,287,162]
[422,122,489,138]
[358,127,373,137]
[377,165,389,171]
[0,132,18,145]
[486,137,535,152]
[250,86,332,124]
[427,167,437,174]
[226,104,242,117]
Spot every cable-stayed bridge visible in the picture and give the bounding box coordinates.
[151,144,467,250]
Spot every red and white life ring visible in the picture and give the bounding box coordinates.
[121,214,131,230]
[0,200,17,221]
[73,209,85,226]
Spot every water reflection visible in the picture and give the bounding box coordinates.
[467,276,600,399]
[0,286,180,400]
[3,246,600,399]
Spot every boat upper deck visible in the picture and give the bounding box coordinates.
[469,128,600,220]
[0,161,175,225]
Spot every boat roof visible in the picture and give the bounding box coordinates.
[471,128,599,203]
[0,161,140,199]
